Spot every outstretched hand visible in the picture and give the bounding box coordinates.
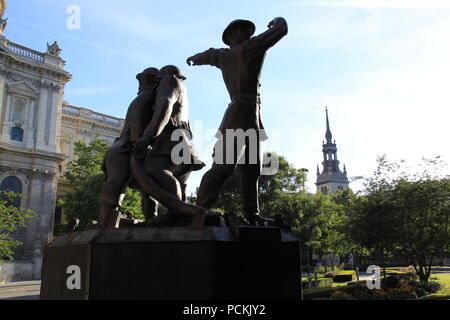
[186,56,196,66]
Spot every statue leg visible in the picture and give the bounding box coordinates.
[240,138,273,226]
[142,194,158,220]
[196,163,236,209]
[146,155,183,200]
[130,156,207,229]
[196,135,239,209]
[175,168,191,202]
[98,149,131,227]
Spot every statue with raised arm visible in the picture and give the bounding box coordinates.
[187,17,288,226]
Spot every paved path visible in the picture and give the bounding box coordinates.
[0,281,40,300]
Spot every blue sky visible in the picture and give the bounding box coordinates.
[5,0,450,194]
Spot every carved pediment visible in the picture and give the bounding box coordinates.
[7,80,39,97]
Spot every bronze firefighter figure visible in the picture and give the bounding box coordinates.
[187,17,288,226]
[98,66,209,229]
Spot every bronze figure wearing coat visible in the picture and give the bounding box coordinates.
[187,17,288,225]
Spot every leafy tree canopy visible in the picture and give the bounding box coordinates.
[0,191,35,261]
[59,138,143,230]
[349,155,449,282]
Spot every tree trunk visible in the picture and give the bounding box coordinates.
[306,246,311,278]
[331,253,335,271]
[355,252,360,282]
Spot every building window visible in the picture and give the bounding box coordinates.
[0,176,23,207]
[321,187,328,195]
[338,186,344,191]
[11,96,27,123]
[10,126,24,142]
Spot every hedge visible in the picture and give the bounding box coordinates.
[302,277,333,289]
[333,270,357,283]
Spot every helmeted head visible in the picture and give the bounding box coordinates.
[136,67,160,94]
[222,19,255,46]
[136,67,160,82]
[160,65,187,81]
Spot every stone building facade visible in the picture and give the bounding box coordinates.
[56,104,123,207]
[0,7,123,282]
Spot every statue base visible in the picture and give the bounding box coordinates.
[40,226,300,300]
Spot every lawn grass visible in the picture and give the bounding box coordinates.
[303,286,335,295]
[332,281,354,287]
[421,274,450,300]
[336,270,356,275]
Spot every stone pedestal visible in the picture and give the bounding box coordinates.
[40,227,301,300]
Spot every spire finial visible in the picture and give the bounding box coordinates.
[325,107,332,144]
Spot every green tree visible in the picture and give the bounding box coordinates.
[59,138,143,230]
[208,153,306,218]
[268,191,342,274]
[0,191,35,261]
[350,155,450,282]
[330,189,368,269]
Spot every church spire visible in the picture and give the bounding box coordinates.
[325,106,332,144]
[316,107,349,195]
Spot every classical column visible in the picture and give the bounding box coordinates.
[47,85,61,152]
[35,82,49,150]
[32,173,57,279]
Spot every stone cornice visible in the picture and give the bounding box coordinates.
[0,50,72,84]
[0,143,66,161]
[0,164,56,181]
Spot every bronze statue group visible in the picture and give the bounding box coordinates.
[97,17,288,230]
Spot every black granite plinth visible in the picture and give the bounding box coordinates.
[40,226,301,300]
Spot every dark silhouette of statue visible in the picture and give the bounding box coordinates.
[130,65,209,229]
[136,65,205,202]
[98,66,210,229]
[98,68,160,227]
[187,18,288,225]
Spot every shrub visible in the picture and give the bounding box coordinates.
[302,277,333,289]
[400,265,417,275]
[329,293,357,300]
[382,275,402,289]
[324,272,335,278]
[415,281,441,297]
[315,265,343,274]
[376,287,417,300]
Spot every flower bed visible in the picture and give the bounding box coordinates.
[304,275,442,300]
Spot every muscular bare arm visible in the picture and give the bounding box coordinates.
[134,76,179,154]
